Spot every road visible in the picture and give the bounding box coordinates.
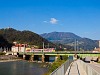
[67,61,79,75]
[65,60,87,75]
[87,62,100,74]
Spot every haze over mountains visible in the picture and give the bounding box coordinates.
[41,32,99,50]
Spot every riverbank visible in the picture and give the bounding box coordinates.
[0,59,22,62]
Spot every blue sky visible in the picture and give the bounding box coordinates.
[0,0,100,40]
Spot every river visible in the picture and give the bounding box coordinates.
[0,60,49,75]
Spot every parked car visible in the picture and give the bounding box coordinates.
[84,57,92,63]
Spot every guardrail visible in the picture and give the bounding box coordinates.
[79,60,100,75]
[50,60,73,75]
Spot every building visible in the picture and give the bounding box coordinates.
[99,40,100,48]
[92,47,100,53]
[12,43,55,53]
[12,44,26,53]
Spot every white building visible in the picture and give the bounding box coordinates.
[12,44,26,53]
[99,40,100,48]
[12,46,25,52]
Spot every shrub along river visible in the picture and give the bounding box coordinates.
[0,60,49,75]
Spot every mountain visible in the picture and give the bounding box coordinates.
[41,32,81,44]
[41,32,99,50]
[0,35,12,51]
[0,28,55,49]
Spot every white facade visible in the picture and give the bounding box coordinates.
[99,40,100,48]
[12,46,25,52]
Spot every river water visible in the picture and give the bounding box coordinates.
[0,60,48,75]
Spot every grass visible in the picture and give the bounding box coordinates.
[43,55,68,75]
[98,61,100,63]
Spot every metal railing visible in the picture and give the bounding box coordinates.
[79,60,100,75]
[50,60,73,75]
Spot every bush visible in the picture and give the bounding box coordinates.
[62,55,68,61]
[0,52,6,55]
[98,61,100,63]
[49,55,67,72]
[44,55,68,75]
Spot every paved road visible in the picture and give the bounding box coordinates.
[87,62,100,74]
[65,60,87,75]
[67,61,79,75]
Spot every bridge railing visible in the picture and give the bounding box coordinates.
[79,60,100,75]
[50,60,73,75]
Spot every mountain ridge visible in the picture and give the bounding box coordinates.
[0,28,55,49]
[41,32,99,50]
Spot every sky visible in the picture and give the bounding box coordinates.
[0,0,100,40]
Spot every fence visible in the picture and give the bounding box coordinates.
[50,60,73,75]
[79,60,100,75]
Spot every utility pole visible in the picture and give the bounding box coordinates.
[48,43,49,48]
[43,42,44,52]
[42,42,45,62]
[74,39,77,53]
[77,41,79,52]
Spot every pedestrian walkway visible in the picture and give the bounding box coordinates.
[65,60,87,75]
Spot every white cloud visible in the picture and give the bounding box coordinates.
[43,21,48,23]
[43,18,58,24]
[50,18,58,24]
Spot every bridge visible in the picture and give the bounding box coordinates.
[18,51,100,62]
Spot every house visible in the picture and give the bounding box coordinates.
[92,47,100,53]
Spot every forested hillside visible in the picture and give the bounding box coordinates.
[0,28,55,49]
[0,35,12,50]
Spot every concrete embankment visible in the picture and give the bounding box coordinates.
[0,55,18,60]
[0,59,22,62]
[0,55,22,62]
